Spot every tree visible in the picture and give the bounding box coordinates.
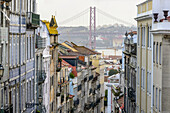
[108,69,118,76]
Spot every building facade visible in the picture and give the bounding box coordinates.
[123,31,137,113]
[135,0,153,113]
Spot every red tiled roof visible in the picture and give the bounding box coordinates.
[59,55,78,59]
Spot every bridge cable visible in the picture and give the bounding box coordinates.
[59,8,89,25]
[97,8,134,26]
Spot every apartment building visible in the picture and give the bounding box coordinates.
[0,0,11,112]
[123,31,137,113]
[0,0,40,112]
[135,0,153,113]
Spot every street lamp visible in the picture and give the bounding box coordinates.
[0,64,4,78]
[38,95,43,113]
[38,95,43,104]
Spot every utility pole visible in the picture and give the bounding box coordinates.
[89,7,96,50]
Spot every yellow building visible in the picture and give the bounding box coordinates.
[135,0,152,113]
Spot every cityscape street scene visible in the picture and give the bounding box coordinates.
[0,0,170,113]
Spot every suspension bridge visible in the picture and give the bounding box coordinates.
[58,7,135,49]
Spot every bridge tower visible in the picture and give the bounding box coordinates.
[89,7,96,49]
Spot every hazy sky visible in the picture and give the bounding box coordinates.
[37,0,145,27]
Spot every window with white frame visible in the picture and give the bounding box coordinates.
[153,85,155,106]
[150,26,152,48]
[147,72,149,93]
[159,90,161,111]
[149,73,151,94]
[143,69,145,89]
[137,67,139,85]
[153,42,155,63]
[138,27,140,46]
[147,26,150,47]
[156,43,158,64]
[142,27,143,46]
[156,88,158,109]
[159,43,162,65]
[144,28,145,47]
[141,68,143,88]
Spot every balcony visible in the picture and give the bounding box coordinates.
[26,12,40,29]
[89,75,93,81]
[97,84,101,89]
[61,95,64,103]
[36,35,46,49]
[0,104,13,113]
[77,84,82,91]
[78,59,86,66]
[37,70,46,85]
[89,88,92,95]
[84,77,87,82]
[96,98,101,105]
[128,87,136,102]
[92,76,98,83]
[74,99,79,107]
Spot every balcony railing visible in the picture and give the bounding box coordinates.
[36,35,46,49]
[128,87,136,102]
[37,70,46,84]
[97,84,101,89]
[77,84,82,91]
[78,59,86,66]
[89,75,93,81]
[61,95,64,103]
[74,99,79,106]
[0,104,13,113]
[89,88,92,95]
[26,12,40,28]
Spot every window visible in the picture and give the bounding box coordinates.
[153,85,155,106]
[142,27,143,46]
[27,37,29,60]
[150,26,152,48]
[147,26,150,47]
[1,44,3,63]
[156,43,158,64]
[147,72,149,93]
[156,88,158,109]
[159,43,162,65]
[159,90,161,111]
[153,42,155,63]
[1,89,3,106]
[143,27,145,47]
[138,27,140,46]
[27,82,28,102]
[137,67,139,85]
[141,69,143,88]
[1,12,3,27]
[143,69,145,89]
[149,73,151,94]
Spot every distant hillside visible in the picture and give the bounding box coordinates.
[58,24,136,48]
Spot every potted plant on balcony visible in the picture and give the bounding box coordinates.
[69,73,75,79]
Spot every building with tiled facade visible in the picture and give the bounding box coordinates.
[0,0,40,112]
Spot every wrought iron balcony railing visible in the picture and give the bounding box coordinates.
[128,87,136,102]
[77,84,82,91]
[37,70,46,85]
[97,84,101,89]
[89,75,93,81]
[36,35,46,49]
[74,99,79,106]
